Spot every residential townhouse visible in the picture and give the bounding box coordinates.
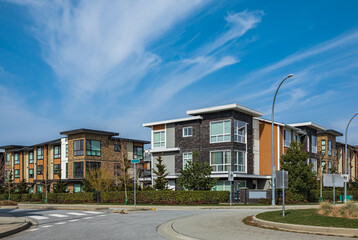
[0,129,149,193]
[336,142,358,182]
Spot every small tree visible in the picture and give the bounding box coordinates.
[177,151,216,190]
[153,155,168,190]
[17,179,28,194]
[116,140,132,203]
[6,170,14,200]
[85,167,114,192]
[280,141,316,202]
[53,171,67,193]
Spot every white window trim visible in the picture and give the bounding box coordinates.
[210,150,231,173]
[183,127,193,137]
[284,129,291,147]
[234,120,247,143]
[234,150,247,173]
[210,119,231,144]
[182,152,193,169]
[312,135,317,153]
[307,136,310,152]
[152,129,166,149]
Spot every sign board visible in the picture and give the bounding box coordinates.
[131,159,140,164]
[228,171,234,182]
[276,170,288,189]
[342,174,349,182]
[323,174,344,187]
[249,191,267,199]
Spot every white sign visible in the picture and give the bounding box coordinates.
[342,174,349,182]
[323,174,344,187]
[276,170,288,189]
[228,171,234,182]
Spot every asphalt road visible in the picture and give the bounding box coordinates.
[1,208,353,240]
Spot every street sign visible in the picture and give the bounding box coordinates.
[323,174,344,187]
[228,171,234,182]
[131,159,140,164]
[275,170,288,189]
[342,174,349,182]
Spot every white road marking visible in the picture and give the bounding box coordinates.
[55,222,67,225]
[66,212,87,216]
[28,216,49,220]
[28,228,39,232]
[97,215,106,217]
[48,214,69,218]
[68,219,79,222]
[41,225,53,228]
[83,211,101,214]
[83,216,93,219]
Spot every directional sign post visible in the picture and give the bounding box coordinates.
[323,174,345,205]
[228,171,234,206]
[276,170,288,217]
[131,159,140,208]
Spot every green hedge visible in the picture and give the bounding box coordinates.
[47,192,96,204]
[0,193,42,202]
[310,189,358,201]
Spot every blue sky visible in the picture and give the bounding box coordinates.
[0,0,358,146]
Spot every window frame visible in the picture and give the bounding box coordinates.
[328,140,332,156]
[114,144,121,152]
[6,154,10,165]
[234,150,246,173]
[307,136,310,152]
[210,120,231,143]
[182,152,193,169]
[14,169,20,178]
[73,162,84,178]
[36,184,42,193]
[234,120,247,143]
[321,140,326,155]
[210,150,231,172]
[183,127,193,137]
[29,151,34,163]
[54,145,61,159]
[86,140,101,157]
[312,135,317,153]
[73,140,84,156]
[152,130,166,148]
[37,147,44,160]
[28,169,34,178]
[54,164,61,175]
[14,153,20,164]
[133,146,144,160]
[284,130,291,147]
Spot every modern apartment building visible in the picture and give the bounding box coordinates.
[336,142,358,181]
[0,129,149,193]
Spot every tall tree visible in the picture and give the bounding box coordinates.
[17,179,28,194]
[280,141,316,202]
[116,140,132,203]
[85,167,114,192]
[53,171,67,193]
[153,155,168,190]
[177,151,216,190]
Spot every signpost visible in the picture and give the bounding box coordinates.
[323,174,345,205]
[131,159,140,208]
[228,171,234,206]
[276,170,288,216]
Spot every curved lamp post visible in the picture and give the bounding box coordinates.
[344,112,358,203]
[272,74,294,206]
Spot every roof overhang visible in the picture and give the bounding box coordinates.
[31,139,61,147]
[60,128,119,136]
[187,104,263,117]
[0,145,26,150]
[111,137,150,144]
[318,129,343,137]
[289,122,326,131]
[143,116,203,128]
[149,147,180,153]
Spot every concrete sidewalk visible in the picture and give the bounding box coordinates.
[0,213,32,238]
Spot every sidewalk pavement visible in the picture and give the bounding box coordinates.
[0,213,33,238]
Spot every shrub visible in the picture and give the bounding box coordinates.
[340,201,358,218]
[0,200,18,206]
[318,201,333,215]
[46,192,96,204]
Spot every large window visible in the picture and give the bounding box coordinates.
[328,140,332,156]
[234,120,246,143]
[183,127,193,137]
[153,131,165,148]
[212,180,231,191]
[36,184,42,193]
[210,151,231,172]
[321,140,326,155]
[312,135,317,153]
[54,164,61,175]
[114,144,121,152]
[29,152,34,164]
[284,130,291,147]
[66,163,68,178]
[133,146,143,159]
[86,140,101,156]
[54,145,61,158]
[307,136,310,152]
[14,169,20,178]
[28,169,34,178]
[14,153,20,164]
[74,184,82,193]
[310,158,317,173]
[37,147,44,160]
[210,120,231,143]
[183,152,193,169]
[66,144,68,157]
[86,162,101,171]
[37,165,44,175]
[6,154,10,165]
[73,162,84,178]
[234,151,246,173]
[74,140,84,156]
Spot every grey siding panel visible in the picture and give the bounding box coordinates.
[152,153,175,176]
[166,124,175,148]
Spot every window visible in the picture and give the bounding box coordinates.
[66,163,68,178]
[54,164,61,175]
[312,135,317,153]
[29,152,34,164]
[212,180,231,191]
[328,140,332,156]
[183,127,193,137]
[321,161,326,173]
[234,180,246,191]
[29,169,34,178]
[37,147,44,160]
[14,153,20,164]
[310,158,317,173]
[73,162,84,178]
[37,165,44,175]
[74,184,82,193]
[328,161,332,169]
[54,145,61,158]
[234,151,246,173]
[6,154,10,165]
[183,152,193,169]
[36,184,42,193]
[86,140,101,156]
[29,187,33,194]
[66,144,68,157]
[210,120,231,143]
[284,130,291,147]
[114,144,121,152]
[133,146,143,159]
[74,140,84,156]
[86,162,101,171]
[321,140,326,155]
[307,136,310,152]
[14,169,20,178]
[153,131,165,148]
[294,134,300,143]
[210,151,231,172]
[234,120,246,143]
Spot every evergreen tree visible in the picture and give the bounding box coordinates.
[53,171,67,193]
[177,151,216,190]
[280,141,316,202]
[17,179,28,194]
[153,155,168,190]
[6,170,14,200]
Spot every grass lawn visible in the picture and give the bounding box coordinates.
[256,209,358,229]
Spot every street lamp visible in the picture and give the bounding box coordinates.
[344,112,358,203]
[272,74,294,206]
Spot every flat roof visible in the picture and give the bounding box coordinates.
[318,129,343,137]
[186,103,263,117]
[143,116,203,127]
[60,128,119,136]
[0,145,26,150]
[289,122,326,131]
[31,138,61,147]
[111,137,150,144]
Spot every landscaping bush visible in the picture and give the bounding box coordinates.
[0,200,18,206]
[318,201,358,219]
[310,189,358,202]
[46,192,96,204]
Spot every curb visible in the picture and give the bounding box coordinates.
[0,218,32,239]
[252,215,358,237]
[157,217,202,240]
[17,206,108,211]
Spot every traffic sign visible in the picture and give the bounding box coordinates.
[131,159,140,164]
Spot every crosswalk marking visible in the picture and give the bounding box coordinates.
[55,222,67,225]
[83,216,93,219]
[28,228,39,232]
[41,225,53,228]
[48,214,69,218]
[83,211,101,214]
[28,216,49,220]
[97,215,106,217]
[68,219,79,222]
[67,212,87,216]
